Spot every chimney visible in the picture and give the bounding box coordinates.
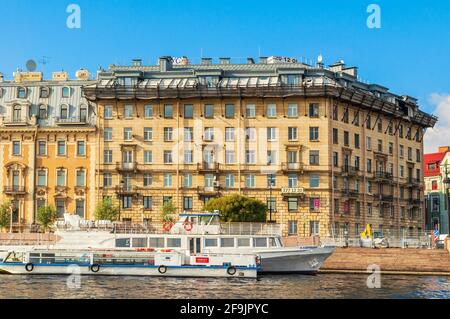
[329,60,345,72]
[132,59,142,67]
[159,56,172,72]
[201,58,212,65]
[259,57,268,64]
[219,57,230,65]
[439,146,450,153]
[247,58,255,65]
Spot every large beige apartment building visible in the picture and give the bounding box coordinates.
[82,56,436,237]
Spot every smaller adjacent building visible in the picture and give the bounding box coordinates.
[424,146,450,234]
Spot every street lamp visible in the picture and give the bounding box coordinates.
[442,164,450,233]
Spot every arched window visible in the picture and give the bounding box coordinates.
[40,87,50,98]
[60,104,68,119]
[39,104,48,119]
[62,87,70,98]
[17,87,27,99]
[79,104,87,122]
[13,105,22,121]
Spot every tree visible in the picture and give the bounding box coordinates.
[203,194,267,222]
[0,202,11,232]
[161,200,177,222]
[94,198,120,221]
[36,205,58,233]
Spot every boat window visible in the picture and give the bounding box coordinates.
[220,238,235,248]
[5,252,24,263]
[167,238,181,248]
[204,238,218,247]
[237,238,251,247]
[116,238,131,248]
[253,238,268,248]
[132,238,148,248]
[269,237,277,247]
[149,238,165,248]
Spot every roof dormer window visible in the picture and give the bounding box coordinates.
[40,87,50,98]
[62,87,70,98]
[17,87,27,99]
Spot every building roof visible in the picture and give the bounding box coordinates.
[424,152,447,177]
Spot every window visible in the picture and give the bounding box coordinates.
[343,109,349,123]
[79,105,87,122]
[389,143,394,155]
[288,127,298,140]
[76,170,85,187]
[12,141,21,156]
[205,174,214,187]
[246,127,256,141]
[288,221,298,236]
[56,199,65,218]
[124,128,133,141]
[400,145,404,157]
[62,87,70,98]
[246,150,256,164]
[366,137,372,151]
[332,104,338,120]
[167,238,182,248]
[204,127,214,141]
[309,198,320,211]
[204,104,214,118]
[309,127,319,141]
[122,196,132,209]
[355,134,360,149]
[183,197,193,210]
[365,114,371,129]
[184,104,193,118]
[104,128,113,141]
[164,127,173,142]
[400,165,404,177]
[164,173,172,187]
[309,150,319,165]
[104,150,113,164]
[39,105,48,119]
[354,112,360,126]
[184,174,193,188]
[225,150,235,164]
[104,105,113,119]
[225,104,235,118]
[266,104,277,117]
[13,105,22,121]
[37,170,46,186]
[267,197,276,211]
[378,140,383,152]
[367,159,372,173]
[344,131,349,146]
[184,127,193,142]
[205,239,218,247]
[144,128,153,141]
[56,169,66,186]
[246,175,255,188]
[143,174,152,187]
[267,174,276,187]
[416,149,421,162]
[164,104,173,118]
[164,151,173,164]
[124,105,133,118]
[310,221,320,236]
[225,127,234,142]
[267,150,277,165]
[57,141,66,156]
[225,174,235,188]
[408,147,412,161]
[184,150,193,164]
[288,174,298,187]
[221,238,235,248]
[333,128,338,144]
[309,103,319,117]
[310,174,320,188]
[377,120,383,132]
[77,141,85,156]
[267,127,277,141]
[288,198,298,212]
[60,104,68,119]
[246,104,256,118]
[287,104,298,118]
[144,105,153,118]
[103,173,112,187]
[333,152,339,167]
[40,87,49,98]
[17,87,27,98]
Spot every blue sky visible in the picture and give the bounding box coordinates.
[1,0,449,115]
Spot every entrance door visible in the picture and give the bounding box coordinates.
[189,238,202,254]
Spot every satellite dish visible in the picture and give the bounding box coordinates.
[317,54,323,64]
[26,60,37,72]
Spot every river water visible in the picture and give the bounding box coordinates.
[0,274,449,299]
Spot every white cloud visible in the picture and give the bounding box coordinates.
[424,93,450,154]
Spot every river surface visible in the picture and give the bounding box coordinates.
[0,274,449,299]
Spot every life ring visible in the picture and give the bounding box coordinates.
[163,221,174,232]
[255,256,261,266]
[158,265,167,274]
[183,221,194,232]
[25,263,34,272]
[90,264,100,273]
[227,266,237,276]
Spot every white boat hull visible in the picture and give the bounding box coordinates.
[0,263,257,278]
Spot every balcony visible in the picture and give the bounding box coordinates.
[341,165,359,176]
[115,185,139,195]
[197,186,220,197]
[379,195,394,203]
[410,198,423,207]
[1,117,29,126]
[197,162,220,173]
[406,178,422,188]
[341,189,360,198]
[281,162,303,173]
[3,186,26,195]
[374,171,394,183]
[116,162,139,173]
[55,117,89,126]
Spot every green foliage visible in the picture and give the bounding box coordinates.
[161,200,177,222]
[203,194,267,222]
[36,205,58,232]
[0,202,11,231]
[94,198,120,221]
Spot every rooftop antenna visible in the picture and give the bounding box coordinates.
[38,56,51,75]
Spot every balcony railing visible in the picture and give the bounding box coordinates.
[197,162,220,172]
[407,178,422,187]
[197,186,220,196]
[2,117,29,126]
[374,171,394,182]
[342,189,360,198]
[342,165,358,175]
[3,186,26,195]
[55,117,89,125]
[115,185,139,194]
[116,162,138,172]
[281,162,303,172]
[379,195,394,202]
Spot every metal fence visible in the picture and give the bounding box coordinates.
[320,235,433,249]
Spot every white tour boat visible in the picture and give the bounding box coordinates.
[0,249,259,278]
[0,212,334,274]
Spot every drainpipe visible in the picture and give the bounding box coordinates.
[31,127,38,225]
